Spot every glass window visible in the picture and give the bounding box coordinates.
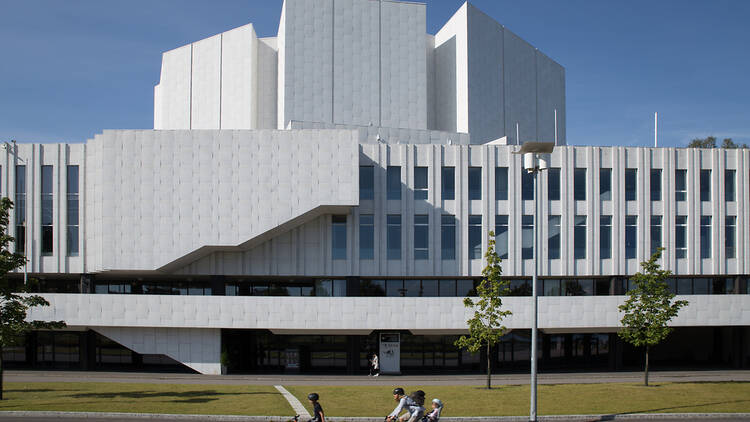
[495,215,509,260]
[650,215,662,256]
[600,216,612,259]
[360,279,385,296]
[421,279,438,297]
[439,279,456,297]
[600,168,612,200]
[66,165,79,256]
[441,215,456,260]
[387,215,401,260]
[469,215,482,259]
[650,169,662,201]
[548,168,561,201]
[693,278,710,295]
[414,167,428,200]
[543,279,561,296]
[457,279,476,297]
[359,166,374,200]
[725,170,736,202]
[676,216,687,259]
[404,279,421,297]
[521,169,534,200]
[387,166,401,200]
[625,168,637,201]
[574,168,586,200]
[359,214,374,260]
[441,167,455,200]
[675,169,687,201]
[468,167,482,200]
[495,167,508,200]
[331,215,347,260]
[677,278,692,295]
[700,216,711,258]
[726,216,736,259]
[625,216,637,259]
[700,169,711,201]
[548,215,561,259]
[386,280,404,297]
[522,215,534,260]
[574,216,586,259]
[41,165,53,256]
[414,215,429,260]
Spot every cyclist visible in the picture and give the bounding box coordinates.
[307,393,325,422]
[386,388,425,422]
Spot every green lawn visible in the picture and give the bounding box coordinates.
[287,382,750,417]
[0,382,291,416]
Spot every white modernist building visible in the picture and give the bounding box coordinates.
[7,0,749,375]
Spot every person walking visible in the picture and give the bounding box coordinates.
[370,352,380,377]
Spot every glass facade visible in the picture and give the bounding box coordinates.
[522,215,534,260]
[387,166,401,200]
[66,165,79,256]
[441,215,455,260]
[548,168,561,201]
[725,170,735,202]
[414,167,428,200]
[41,165,54,255]
[331,215,347,260]
[625,215,637,259]
[359,214,374,260]
[548,215,561,259]
[650,215,662,256]
[441,167,455,200]
[650,169,662,201]
[701,216,711,258]
[359,166,374,200]
[15,165,26,254]
[574,168,586,200]
[600,215,612,259]
[414,215,429,260]
[676,216,687,259]
[625,168,637,201]
[468,215,482,259]
[600,168,611,200]
[700,169,711,201]
[495,215,509,259]
[468,167,482,200]
[574,216,586,259]
[522,169,534,200]
[387,215,401,260]
[495,167,508,200]
[675,169,687,201]
[726,216,736,259]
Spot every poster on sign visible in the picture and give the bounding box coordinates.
[379,333,400,374]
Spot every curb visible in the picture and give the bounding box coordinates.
[1,412,750,421]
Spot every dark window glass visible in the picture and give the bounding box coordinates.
[41,165,53,256]
[441,215,455,260]
[548,215,561,259]
[725,170,736,202]
[677,278,692,294]
[548,168,560,201]
[359,166,374,200]
[468,167,482,200]
[600,216,612,259]
[522,215,534,260]
[404,279,421,297]
[726,216,736,259]
[441,167,455,200]
[700,169,711,201]
[650,215,662,256]
[675,216,687,259]
[414,167,428,200]
[386,280,404,297]
[15,165,26,254]
[414,215,429,260]
[595,279,610,296]
[360,279,385,296]
[574,216,586,259]
[543,279,561,296]
[693,278,709,295]
[331,215,347,260]
[625,168,637,201]
[387,215,401,260]
[650,169,662,201]
[625,216,637,259]
[439,279,456,297]
[521,169,534,200]
[675,169,687,201]
[600,168,612,200]
[359,214,374,260]
[387,166,401,200]
[700,216,711,258]
[457,279,476,297]
[66,165,79,256]
[574,168,586,200]
[421,279,438,297]
[495,215,509,259]
[495,167,508,200]
[469,215,482,259]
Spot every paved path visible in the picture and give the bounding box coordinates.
[5,369,750,386]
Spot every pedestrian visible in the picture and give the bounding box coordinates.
[370,352,380,377]
[307,393,325,422]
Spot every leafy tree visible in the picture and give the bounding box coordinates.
[0,197,65,399]
[721,138,749,149]
[618,248,688,386]
[687,136,716,148]
[455,231,511,389]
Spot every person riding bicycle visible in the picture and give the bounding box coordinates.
[386,388,425,422]
[422,398,443,422]
[307,393,325,422]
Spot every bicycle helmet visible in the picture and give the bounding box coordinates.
[308,393,319,401]
[432,398,443,407]
[393,388,405,396]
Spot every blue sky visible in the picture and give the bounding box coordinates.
[1,0,748,147]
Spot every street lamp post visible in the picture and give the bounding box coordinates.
[514,142,555,422]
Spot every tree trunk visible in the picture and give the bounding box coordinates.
[644,345,649,387]
[0,345,4,400]
[486,342,492,390]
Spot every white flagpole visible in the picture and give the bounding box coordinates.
[654,112,658,148]
[554,109,558,146]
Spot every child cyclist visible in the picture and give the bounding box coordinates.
[307,393,325,422]
[422,398,443,422]
[386,388,425,422]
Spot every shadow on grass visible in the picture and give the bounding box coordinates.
[70,390,277,404]
[590,399,750,421]
[4,389,76,393]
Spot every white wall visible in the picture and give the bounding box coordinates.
[221,24,259,129]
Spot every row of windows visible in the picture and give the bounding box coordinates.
[43,276,750,297]
[335,212,738,262]
[360,166,740,203]
[11,165,79,257]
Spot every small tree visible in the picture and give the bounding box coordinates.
[687,136,716,148]
[455,231,511,389]
[0,197,65,399]
[618,248,688,386]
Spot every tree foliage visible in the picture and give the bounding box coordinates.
[455,232,511,389]
[688,136,748,149]
[0,197,65,399]
[618,248,688,386]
